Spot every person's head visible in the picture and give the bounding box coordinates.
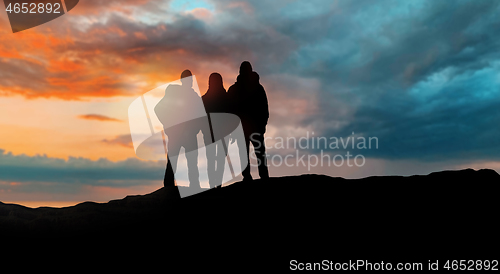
[180,69,193,87]
[251,71,260,84]
[239,61,252,76]
[208,72,223,90]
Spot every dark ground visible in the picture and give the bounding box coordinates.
[1,168,498,266]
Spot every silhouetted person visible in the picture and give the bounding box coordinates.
[202,73,229,188]
[228,61,270,181]
[155,70,207,191]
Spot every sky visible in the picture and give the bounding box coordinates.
[1,0,500,207]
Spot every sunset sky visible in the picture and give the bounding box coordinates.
[1,0,500,207]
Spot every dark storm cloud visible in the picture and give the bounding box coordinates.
[252,0,500,162]
[61,9,295,70]
[268,0,500,86]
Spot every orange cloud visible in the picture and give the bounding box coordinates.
[187,8,213,20]
[78,114,122,122]
[47,58,84,72]
[134,32,147,40]
[0,0,288,101]
[102,134,133,148]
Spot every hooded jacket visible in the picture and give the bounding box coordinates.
[227,71,269,131]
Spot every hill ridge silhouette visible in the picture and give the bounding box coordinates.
[1,168,499,254]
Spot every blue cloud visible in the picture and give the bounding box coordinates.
[259,0,500,162]
[170,0,214,12]
[0,149,165,186]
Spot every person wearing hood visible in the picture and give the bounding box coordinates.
[227,61,270,181]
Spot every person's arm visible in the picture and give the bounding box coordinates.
[225,85,235,115]
[260,85,269,126]
[193,91,211,139]
[154,98,167,128]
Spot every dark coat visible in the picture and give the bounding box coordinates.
[202,85,228,114]
[227,72,269,132]
[155,84,207,140]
